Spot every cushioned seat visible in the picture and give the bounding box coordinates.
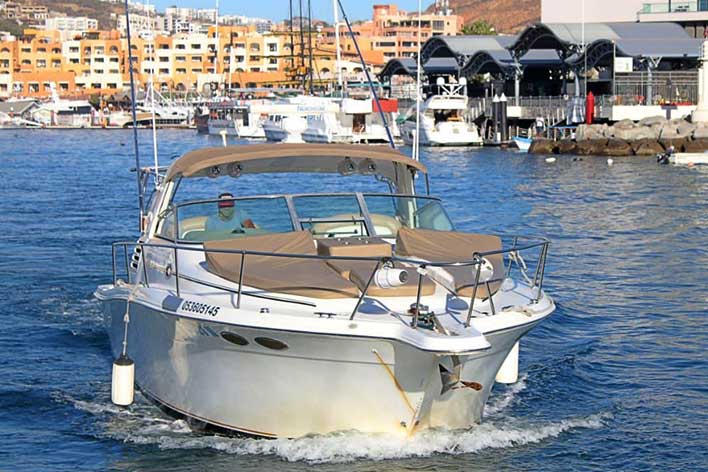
[395,227,504,299]
[203,231,360,299]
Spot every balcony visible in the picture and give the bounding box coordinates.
[641,1,708,13]
[639,1,708,23]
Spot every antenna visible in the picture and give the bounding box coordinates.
[413,0,422,161]
[146,0,159,186]
[123,0,144,229]
[335,0,395,148]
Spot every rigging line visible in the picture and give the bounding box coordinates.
[123,0,144,229]
[336,0,396,149]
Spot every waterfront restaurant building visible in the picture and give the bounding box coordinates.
[379,21,703,123]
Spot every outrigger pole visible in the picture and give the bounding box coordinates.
[123,0,144,229]
[336,0,396,149]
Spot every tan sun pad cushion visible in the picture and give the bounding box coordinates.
[204,231,360,299]
[395,227,504,299]
[316,237,392,258]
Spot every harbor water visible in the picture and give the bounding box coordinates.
[0,129,706,470]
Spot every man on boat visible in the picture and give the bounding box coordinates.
[206,192,257,233]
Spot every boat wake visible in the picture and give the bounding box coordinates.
[63,387,610,464]
[484,373,528,416]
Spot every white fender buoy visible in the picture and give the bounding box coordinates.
[607,158,614,165]
[111,354,135,406]
[219,129,228,147]
[495,342,519,384]
[545,157,556,163]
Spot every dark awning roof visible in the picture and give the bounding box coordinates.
[510,22,702,60]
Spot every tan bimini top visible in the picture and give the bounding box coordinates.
[164,143,427,190]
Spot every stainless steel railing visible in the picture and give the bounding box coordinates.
[111,234,549,327]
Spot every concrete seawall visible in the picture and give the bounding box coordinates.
[529,116,708,156]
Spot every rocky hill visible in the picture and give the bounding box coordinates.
[44,0,123,29]
[440,0,541,34]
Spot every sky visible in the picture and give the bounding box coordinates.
[151,0,428,23]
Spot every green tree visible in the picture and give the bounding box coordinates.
[461,20,496,36]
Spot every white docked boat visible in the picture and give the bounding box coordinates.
[513,136,532,152]
[96,143,555,438]
[302,98,399,144]
[263,113,309,143]
[401,78,483,147]
[206,101,268,139]
[31,83,94,127]
[669,152,708,165]
[263,96,339,143]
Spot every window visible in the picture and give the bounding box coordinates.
[91,83,101,89]
[94,57,104,62]
[268,43,277,52]
[176,44,186,50]
[161,196,294,242]
[160,56,169,62]
[269,58,277,65]
[107,83,117,89]
[69,47,79,53]
[159,68,169,74]
[176,56,186,62]
[176,68,186,74]
[192,56,202,62]
[191,43,201,50]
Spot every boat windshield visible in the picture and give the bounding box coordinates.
[158,193,454,242]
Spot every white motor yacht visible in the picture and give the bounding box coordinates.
[96,143,554,438]
[401,78,483,147]
[302,98,399,144]
[206,100,271,139]
[32,83,95,127]
[263,96,339,143]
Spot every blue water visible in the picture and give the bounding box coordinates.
[0,129,706,471]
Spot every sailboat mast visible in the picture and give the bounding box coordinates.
[307,0,314,94]
[332,0,342,94]
[214,0,220,88]
[289,0,295,77]
[298,0,306,91]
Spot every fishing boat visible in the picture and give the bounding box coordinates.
[401,78,483,147]
[96,143,554,438]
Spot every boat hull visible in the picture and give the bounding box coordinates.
[100,296,537,438]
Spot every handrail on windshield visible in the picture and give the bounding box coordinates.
[110,235,550,324]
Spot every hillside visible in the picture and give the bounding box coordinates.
[437,0,540,34]
[44,0,124,29]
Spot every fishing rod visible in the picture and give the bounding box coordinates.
[335,0,395,149]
